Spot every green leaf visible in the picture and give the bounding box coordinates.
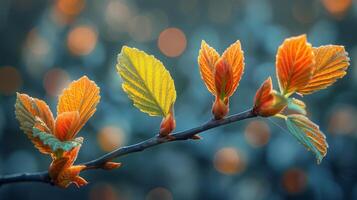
[287,98,307,115]
[286,114,328,164]
[32,127,83,152]
[116,46,176,117]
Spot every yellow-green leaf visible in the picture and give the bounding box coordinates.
[116,46,176,117]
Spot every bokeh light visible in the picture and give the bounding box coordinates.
[321,0,352,17]
[104,0,132,35]
[245,120,271,148]
[208,0,233,24]
[158,27,187,57]
[128,15,154,42]
[282,168,307,194]
[67,25,97,56]
[98,126,126,152]
[54,0,85,23]
[89,183,118,200]
[0,66,22,95]
[43,68,70,97]
[23,29,52,78]
[213,147,245,175]
[146,187,173,200]
[328,106,356,135]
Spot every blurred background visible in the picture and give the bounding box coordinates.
[0,0,357,199]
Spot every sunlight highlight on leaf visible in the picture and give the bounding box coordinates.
[286,114,328,164]
[57,76,100,137]
[198,40,220,95]
[116,46,177,117]
[15,93,55,154]
[276,35,314,96]
[298,45,350,95]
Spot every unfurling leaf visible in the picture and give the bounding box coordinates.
[198,40,220,95]
[286,114,328,164]
[220,40,245,97]
[57,76,100,139]
[298,45,350,95]
[276,35,315,96]
[49,146,87,188]
[117,46,177,117]
[33,127,83,152]
[15,93,55,154]
[287,98,307,115]
[198,40,245,99]
[253,77,287,117]
[198,40,245,119]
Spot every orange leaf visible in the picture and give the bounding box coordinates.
[276,35,315,96]
[49,145,87,188]
[298,45,350,95]
[55,111,80,141]
[214,58,233,100]
[15,93,55,154]
[57,76,100,137]
[49,156,70,180]
[253,77,287,117]
[198,40,220,95]
[56,165,87,188]
[221,40,245,97]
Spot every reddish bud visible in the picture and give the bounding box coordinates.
[253,77,287,117]
[212,97,229,120]
[159,110,176,136]
[102,161,122,170]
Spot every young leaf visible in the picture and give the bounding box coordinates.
[55,111,80,141]
[57,76,100,138]
[220,40,245,97]
[198,40,220,95]
[287,98,307,115]
[286,114,328,164]
[15,93,55,154]
[198,40,245,98]
[276,35,315,96]
[298,45,350,95]
[49,146,87,188]
[116,46,177,117]
[33,127,83,152]
[214,58,233,100]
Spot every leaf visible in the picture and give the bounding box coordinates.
[117,46,177,117]
[15,93,55,154]
[55,111,80,141]
[286,114,328,164]
[56,166,87,188]
[298,45,350,95]
[198,40,220,95]
[32,127,83,152]
[57,76,100,137]
[276,35,315,96]
[214,58,233,100]
[287,98,307,115]
[50,146,87,188]
[220,40,245,97]
[198,40,245,98]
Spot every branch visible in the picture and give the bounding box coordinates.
[0,109,256,186]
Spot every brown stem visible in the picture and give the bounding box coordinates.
[0,109,256,187]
